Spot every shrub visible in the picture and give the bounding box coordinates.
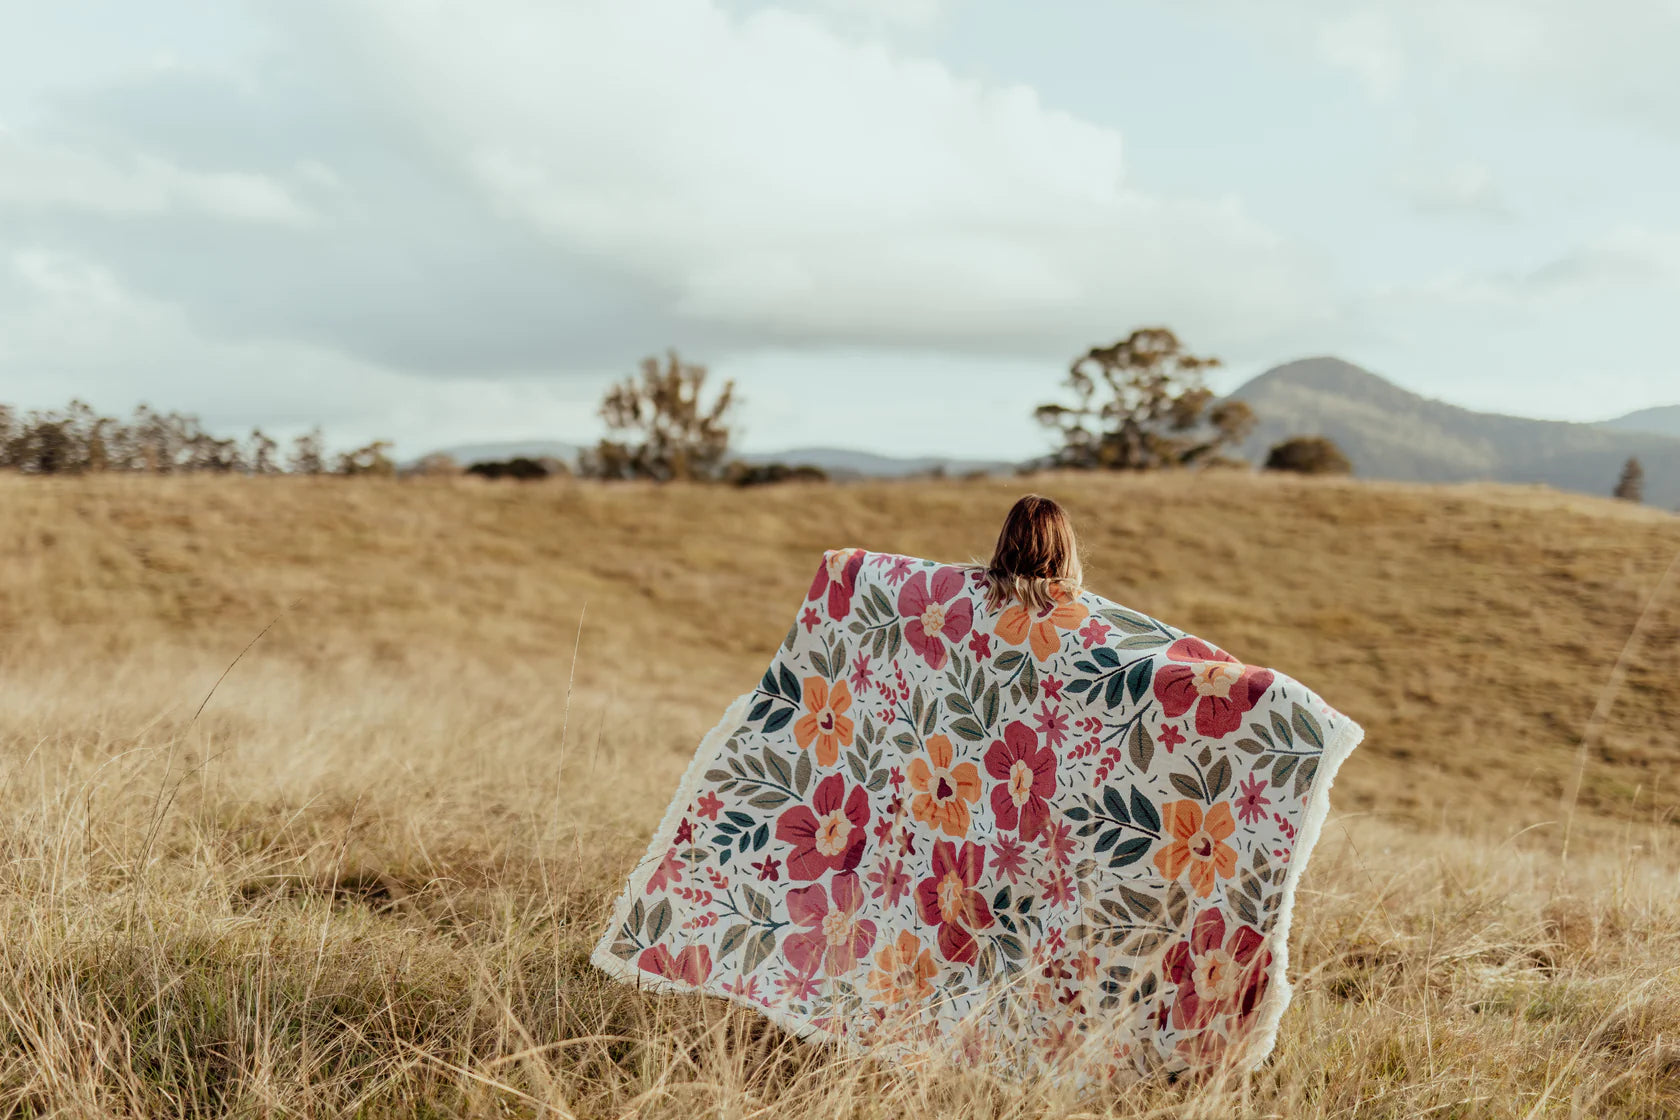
[466,457,559,482]
[723,461,829,487]
[1613,457,1644,503]
[1265,435,1353,475]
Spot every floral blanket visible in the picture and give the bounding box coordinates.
[592,550,1362,1081]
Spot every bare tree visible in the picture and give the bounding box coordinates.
[248,429,282,475]
[334,440,395,477]
[1036,327,1253,469]
[1614,457,1645,503]
[288,428,327,475]
[579,351,738,481]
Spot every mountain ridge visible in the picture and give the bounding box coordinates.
[418,360,1678,506]
[1605,404,1680,439]
[1231,357,1680,506]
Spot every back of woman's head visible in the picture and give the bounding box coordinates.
[983,494,1082,613]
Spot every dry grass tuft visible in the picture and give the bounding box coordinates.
[0,472,1676,1116]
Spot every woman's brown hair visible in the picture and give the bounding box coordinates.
[981,494,1083,613]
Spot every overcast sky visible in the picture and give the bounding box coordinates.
[2,0,1677,458]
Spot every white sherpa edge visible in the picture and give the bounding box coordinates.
[1238,710,1365,1072]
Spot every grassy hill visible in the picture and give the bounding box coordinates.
[1233,357,1680,507]
[1,472,1677,1117]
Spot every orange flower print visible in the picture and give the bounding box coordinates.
[1152,800,1238,898]
[994,585,1089,662]
[867,930,938,1004]
[906,734,982,838]
[793,677,854,767]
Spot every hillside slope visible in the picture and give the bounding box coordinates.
[2,471,1675,833]
[1233,358,1680,506]
[1605,403,1680,439]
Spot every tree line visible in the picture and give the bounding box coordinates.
[3,328,1648,502]
[0,401,395,476]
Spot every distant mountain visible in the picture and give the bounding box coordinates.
[1231,357,1680,507]
[1604,405,1680,440]
[421,440,1015,479]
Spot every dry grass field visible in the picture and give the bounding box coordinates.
[0,471,1677,1118]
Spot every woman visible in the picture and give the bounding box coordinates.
[593,492,1363,1083]
[979,492,1084,615]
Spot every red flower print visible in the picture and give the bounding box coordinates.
[1152,638,1275,739]
[726,974,768,1006]
[995,584,1088,662]
[808,548,866,620]
[1159,724,1186,752]
[914,840,995,964]
[872,813,898,847]
[1078,618,1111,649]
[782,872,878,977]
[1036,817,1075,867]
[968,631,992,660]
[638,944,711,986]
[800,607,820,632]
[1042,675,1064,702]
[867,856,911,905]
[886,556,914,584]
[990,835,1028,883]
[776,968,821,1001]
[1162,909,1270,1032]
[1033,701,1069,750]
[645,847,684,894]
[984,720,1057,842]
[1153,800,1238,898]
[848,652,874,696]
[1234,774,1271,825]
[1038,867,1075,908]
[897,566,974,670]
[793,677,855,768]
[674,818,694,845]
[751,855,781,881]
[695,791,724,820]
[775,773,870,880]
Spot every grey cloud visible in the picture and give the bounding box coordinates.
[9,63,728,376]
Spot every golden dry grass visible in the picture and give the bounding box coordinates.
[0,471,1677,1117]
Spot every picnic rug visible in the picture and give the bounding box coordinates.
[592,549,1363,1082]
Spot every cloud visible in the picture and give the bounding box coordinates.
[0,0,1330,389]
[1402,163,1510,219]
[0,132,315,225]
[340,0,1330,358]
[1397,227,1680,309]
[806,0,953,34]
[1206,0,1680,138]
[0,247,607,452]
